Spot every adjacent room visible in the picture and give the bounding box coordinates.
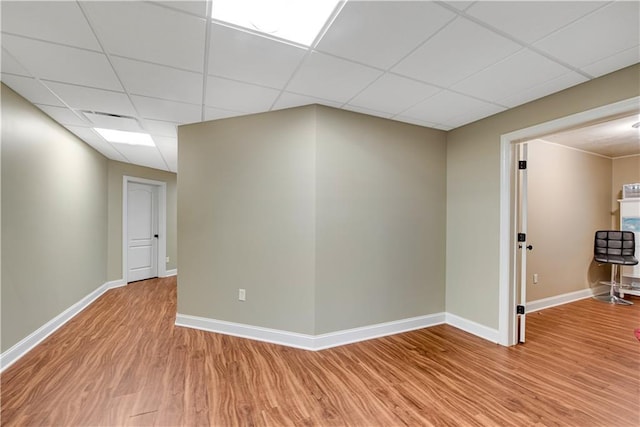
[524,114,640,311]
[2,1,639,425]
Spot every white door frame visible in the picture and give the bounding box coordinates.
[498,96,639,346]
[123,176,167,283]
[515,142,529,343]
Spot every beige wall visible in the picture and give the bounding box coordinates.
[612,155,640,227]
[314,107,446,333]
[1,84,108,352]
[178,106,317,333]
[446,64,640,329]
[526,141,612,301]
[178,105,447,335]
[107,161,177,281]
[3,62,637,352]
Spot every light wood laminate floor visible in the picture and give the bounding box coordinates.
[2,277,639,426]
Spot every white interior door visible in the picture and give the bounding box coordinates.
[515,143,529,343]
[127,182,158,282]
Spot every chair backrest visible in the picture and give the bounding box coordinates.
[594,230,637,264]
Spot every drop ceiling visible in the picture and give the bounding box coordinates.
[538,113,640,158]
[1,1,639,172]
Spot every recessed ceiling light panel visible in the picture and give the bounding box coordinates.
[94,128,155,147]
[212,0,341,46]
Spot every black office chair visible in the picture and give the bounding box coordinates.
[593,230,639,305]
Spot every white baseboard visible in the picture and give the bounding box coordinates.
[175,313,446,351]
[106,278,126,288]
[314,313,445,350]
[0,279,122,373]
[527,286,607,313]
[164,269,177,277]
[445,313,500,344]
[176,314,316,349]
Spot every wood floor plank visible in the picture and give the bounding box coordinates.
[2,277,639,426]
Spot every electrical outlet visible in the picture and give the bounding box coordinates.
[166,256,170,263]
[533,273,539,284]
[238,288,246,301]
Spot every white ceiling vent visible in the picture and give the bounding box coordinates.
[81,111,143,132]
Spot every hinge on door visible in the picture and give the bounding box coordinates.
[518,160,527,170]
[517,233,526,242]
[517,305,525,315]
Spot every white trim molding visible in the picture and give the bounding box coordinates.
[0,280,123,373]
[106,278,127,289]
[175,313,446,351]
[527,286,608,313]
[164,269,178,277]
[176,314,316,350]
[445,313,500,344]
[313,313,446,350]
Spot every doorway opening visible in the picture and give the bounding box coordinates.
[498,96,640,346]
[123,176,167,283]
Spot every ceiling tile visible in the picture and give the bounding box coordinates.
[115,144,169,171]
[112,57,203,104]
[152,136,178,172]
[144,120,179,138]
[392,17,521,87]
[271,92,342,111]
[162,154,178,173]
[64,125,128,162]
[394,115,441,130]
[81,140,127,162]
[534,1,640,68]
[154,1,207,17]
[204,106,244,122]
[497,71,588,109]
[465,1,606,44]
[342,105,393,119]
[317,1,455,70]
[287,52,382,103]
[2,34,122,90]
[402,90,503,126]
[451,49,570,104]
[443,103,506,128]
[2,0,637,171]
[36,105,90,127]
[208,24,307,89]
[442,1,475,12]
[1,1,101,50]
[82,1,206,72]
[1,49,31,76]
[205,77,280,112]
[45,82,136,116]
[131,95,202,123]
[153,135,177,149]
[0,74,64,106]
[348,74,441,115]
[580,46,640,78]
